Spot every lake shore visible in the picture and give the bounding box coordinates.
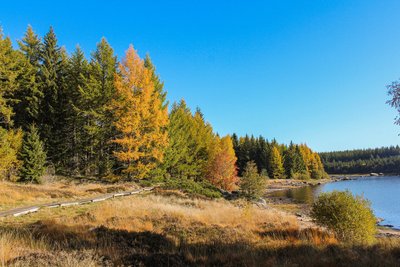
[264,178,332,193]
[264,177,400,238]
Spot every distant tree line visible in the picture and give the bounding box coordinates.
[319,146,400,174]
[232,134,327,180]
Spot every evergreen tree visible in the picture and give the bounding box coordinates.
[63,46,89,174]
[18,25,41,67]
[11,25,42,128]
[78,37,117,176]
[144,54,168,109]
[284,142,307,178]
[256,136,269,174]
[19,124,46,183]
[163,100,198,179]
[240,161,266,199]
[38,27,66,169]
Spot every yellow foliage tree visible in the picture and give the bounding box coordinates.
[269,146,285,179]
[111,45,168,179]
[299,144,327,179]
[0,128,22,181]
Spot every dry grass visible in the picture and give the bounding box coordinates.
[0,179,137,211]
[0,188,399,266]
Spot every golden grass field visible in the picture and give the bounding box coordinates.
[0,181,400,266]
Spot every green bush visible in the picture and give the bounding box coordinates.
[291,171,310,180]
[240,161,267,200]
[163,178,222,198]
[311,190,376,244]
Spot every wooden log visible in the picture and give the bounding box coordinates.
[13,206,40,217]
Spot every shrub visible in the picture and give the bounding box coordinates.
[311,190,376,244]
[240,161,267,200]
[292,171,310,180]
[163,178,222,198]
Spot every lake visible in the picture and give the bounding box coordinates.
[270,176,400,229]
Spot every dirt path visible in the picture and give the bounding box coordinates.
[0,187,154,218]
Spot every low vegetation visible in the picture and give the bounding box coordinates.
[240,161,267,199]
[0,178,138,211]
[1,189,400,266]
[311,190,377,244]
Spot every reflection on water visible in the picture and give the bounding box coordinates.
[271,185,320,204]
[270,176,400,229]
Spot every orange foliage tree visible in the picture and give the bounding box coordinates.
[206,135,239,191]
[111,45,168,179]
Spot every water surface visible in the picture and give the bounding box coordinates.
[271,176,400,229]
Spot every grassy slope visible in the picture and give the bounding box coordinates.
[0,179,139,211]
[0,182,400,266]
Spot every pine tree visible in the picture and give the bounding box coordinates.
[192,108,215,180]
[19,124,46,183]
[284,142,307,178]
[63,46,89,174]
[163,100,198,179]
[78,37,117,176]
[11,25,42,128]
[38,27,67,169]
[111,45,168,179]
[236,135,251,175]
[18,25,41,67]
[144,54,168,109]
[240,161,266,199]
[269,146,285,179]
[256,136,269,174]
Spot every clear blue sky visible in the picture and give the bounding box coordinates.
[1,0,400,152]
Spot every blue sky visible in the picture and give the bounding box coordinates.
[1,0,400,152]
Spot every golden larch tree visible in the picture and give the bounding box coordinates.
[206,135,239,191]
[111,45,168,179]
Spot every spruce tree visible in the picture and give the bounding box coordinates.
[12,26,43,129]
[38,27,66,169]
[284,142,307,178]
[163,100,215,181]
[18,25,41,67]
[19,124,46,183]
[240,161,266,199]
[144,54,168,109]
[63,46,89,174]
[163,100,197,179]
[78,37,117,176]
